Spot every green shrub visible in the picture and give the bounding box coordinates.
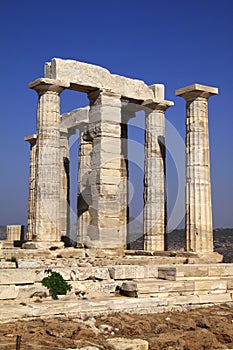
[42,269,72,300]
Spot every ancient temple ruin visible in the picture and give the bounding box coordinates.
[23,58,218,253]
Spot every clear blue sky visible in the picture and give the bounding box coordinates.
[0,0,232,229]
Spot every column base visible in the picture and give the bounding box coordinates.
[196,251,223,263]
[22,241,64,250]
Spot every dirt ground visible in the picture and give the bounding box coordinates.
[0,303,233,350]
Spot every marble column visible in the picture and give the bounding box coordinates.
[176,84,218,252]
[60,128,70,239]
[6,225,24,242]
[143,86,173,251]
[26,78,69,248]
[24,134,37,241]
[77,129,92,244]
[87,89,126,248]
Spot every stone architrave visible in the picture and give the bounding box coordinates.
[26,78,69,248]
[44,58,154,101]
[24,134,37,241]
[176,84,218,252]
[86,89,126,248]
[77,129,93,244]
[143,85,173,251]
[60,128,70,239]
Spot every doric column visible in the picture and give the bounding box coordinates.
[60,128,70,239]
[77,129,92,244]
[24,134,37,241]
[176,84,218,252]
[86,89,126,248]
[26,78,69,248]
[143,86,173,251]
[6,225,24,242]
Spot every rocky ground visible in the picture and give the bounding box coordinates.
[0,303,233,349]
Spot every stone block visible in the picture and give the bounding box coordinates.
[106,338,148,350]
[120,282,138,297]
[227,279,233,291]
[208,266,226,277]
[71,280,117,298]
[0,285,18,299]
[0,261,16,268]
[109,265,145,280]
[223,264,233,276]
[158,267,176,281]
[0,269,36,285]
[194,280,227,294]
[199,293,232,304]
[168,294,200,306]
[71,267,110,281]
[143,265,158,278]
[18,261,41,268]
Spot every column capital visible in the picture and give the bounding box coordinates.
[142,99,174,112]
[29,78,70,94]
[176,84,218,101]
[24,134,37,144]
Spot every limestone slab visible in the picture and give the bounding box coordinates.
[109,265,145,280]
[0,269,36,285]
[106,338,148,350]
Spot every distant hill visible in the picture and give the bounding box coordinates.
[128,227,233,263]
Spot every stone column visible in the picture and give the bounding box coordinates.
[60,128,70,239]
[24,134,37,241]
[25,78,69,249]
[143,86,173,251]
[6,225,24,241]
[176,84,218,252]
[86,89,126,248]
[77,129,92,245]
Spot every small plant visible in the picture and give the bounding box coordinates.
[42,269,72,300]
[6,256,18,268]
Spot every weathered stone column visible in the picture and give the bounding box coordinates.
[86,89,126,248]
[143,85,173,251]
[60,128,70,239]
[24,134,37,241]
[6,225,24,242]
[25,78,69,248]
[77,129,92,244]
[176,84,218,252]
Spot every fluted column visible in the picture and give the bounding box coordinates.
[26,78,69,248]
[60,128,70,239]
[143,87,173,251]
[77,129,92,244]
[176,84,218,252]
[24,134,37,241]
[86,89,126,248]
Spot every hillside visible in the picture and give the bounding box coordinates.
[128,228,233,262]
